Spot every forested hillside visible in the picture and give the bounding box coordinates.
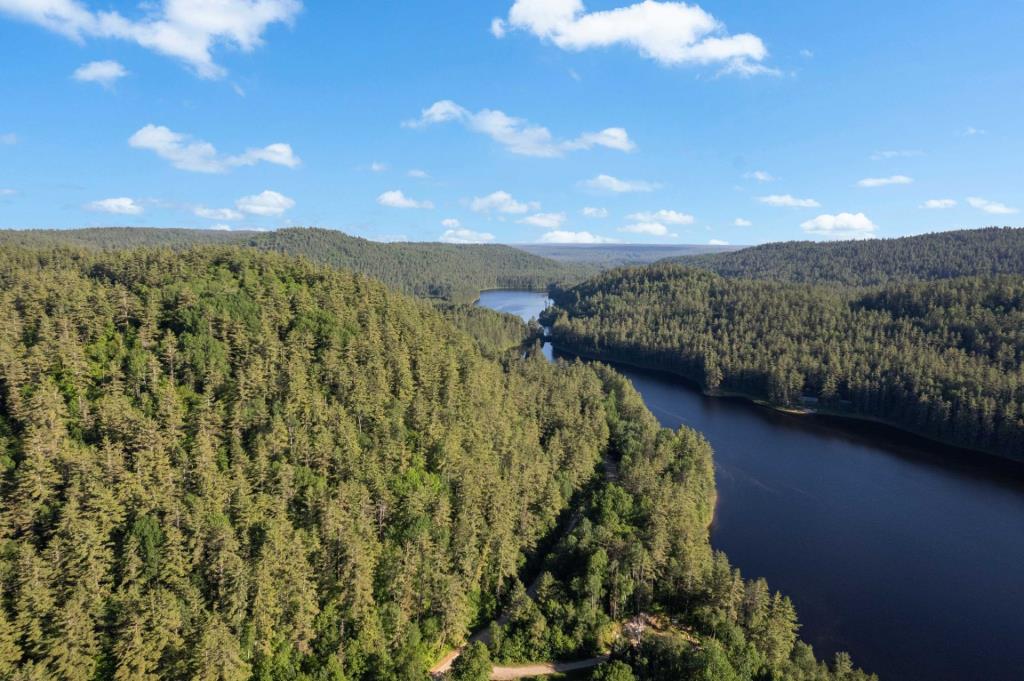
[546,264,1024,460]
[0,228,583,303]
[675,228,1024,285]
[0,247,872,680]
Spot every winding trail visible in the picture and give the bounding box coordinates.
[489,656,610,679]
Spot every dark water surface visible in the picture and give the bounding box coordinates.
[478,290,1024,681]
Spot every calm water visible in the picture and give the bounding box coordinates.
[478,290,1024,681]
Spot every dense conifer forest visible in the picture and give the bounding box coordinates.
[674,228,1024,286]
[0,228,584,304]
[546,263,1024,460]
[0,246,873,680]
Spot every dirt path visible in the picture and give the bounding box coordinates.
[489,656,609,679]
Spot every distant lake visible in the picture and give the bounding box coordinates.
[478,290,1024,681]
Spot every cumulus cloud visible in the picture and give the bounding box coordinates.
[967,197,1018,215]
[370,162,388,172]
[194,206,244,220]
[377,190,434,210]
[539,230,617,244]
[494,0,772,76]
[129,125,300,173]
[72,59,127,87]
[627,209,693,225]
[709,239,730,245]
[801,212,877,240]
[921,199,957,210]
[857,175,913,188]
[734,218,753,227]
[0,0,301,79]
[520,212,567,229]
[758,194,820,208]
[744,170,774,182]
[405,100,634,158]
[582,174,659,193]
[582,207,608,218]
[471,191,536,214]
[236,190,295,216]
[86,197,143,215]
[619,222,674,236]
[408,169,429,179]
[440,225,496,244]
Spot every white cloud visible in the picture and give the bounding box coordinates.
[408,169,429,179]
[921,199,957,210]
[582,174,659,193]
[496,0,772,76]
[377,190,433,210]
[441,227,496,244]
[210,224,233,231]
[471,190,536,214]
[194,206,244,220]
[539,230,617,244]
[627,209,693,225]
[619,222,674,236]
[964,127,986,137]
[870,149,923,160]
[491,17,507,38]
[129,125,300,173]
[967,197,1018,215]
[799,49,814,58]
[758,194,820,208]
[520,212,567,229]
[857,175,913,188]
[709,239,730,245]
[72,59,127,87]
[370,162,388,173]
[86,197,143,215]
[582,206,608,218]
[0,0,301,79]
[734,218,752,227]
[236,190,295,216]
[801,212,877,240]
[441,218,461,229]
[744,170,774,182]
[405,100,633,157]
[0,133,15,145]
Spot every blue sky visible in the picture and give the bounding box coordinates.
[0,0,1022,246]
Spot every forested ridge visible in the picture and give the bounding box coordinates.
[0,246,872,680]
[546,264,1024,460]
[674,228,1024,285]
[0,228,585,304]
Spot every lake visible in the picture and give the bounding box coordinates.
[478,289,1024,681]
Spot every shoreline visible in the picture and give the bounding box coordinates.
[545,340,1022,467]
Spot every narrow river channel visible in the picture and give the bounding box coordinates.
[478,289,1024,681]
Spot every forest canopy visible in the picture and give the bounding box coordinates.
[0,246,873,680]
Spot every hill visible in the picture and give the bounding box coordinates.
[518,243,739,268]
[547,263,1024,460]
[0,246,873,681]
[0,228,585,303]
[673,228,1024,285]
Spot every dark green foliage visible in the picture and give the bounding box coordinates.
[592,660,637,681]
[547,264,1024,459]
[448,642,491,681]
[0,246,611,680]
[675,228,1024,285]
[0,227,584,303]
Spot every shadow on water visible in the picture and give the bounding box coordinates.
[480,290,1024,681]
